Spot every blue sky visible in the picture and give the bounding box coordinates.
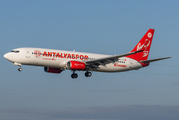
[0,0,179,120]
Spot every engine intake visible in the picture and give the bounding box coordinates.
[67,61,86,70]
[44,67,62,74]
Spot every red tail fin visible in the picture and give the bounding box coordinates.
[127,29,155,62]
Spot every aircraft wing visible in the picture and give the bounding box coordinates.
[85,50,143,68]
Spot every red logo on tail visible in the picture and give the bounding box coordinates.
[126,29,155,62]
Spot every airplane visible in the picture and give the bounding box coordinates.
[4,29,171,79]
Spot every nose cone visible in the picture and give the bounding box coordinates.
[4,53,8,59]
[4,53,11,61]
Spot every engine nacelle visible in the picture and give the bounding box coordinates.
[67,61,86,70]
[44,67,62,74]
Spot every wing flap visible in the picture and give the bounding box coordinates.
[86,50,143,66]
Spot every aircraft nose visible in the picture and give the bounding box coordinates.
[4,53,8,59]
[4,53,10,60]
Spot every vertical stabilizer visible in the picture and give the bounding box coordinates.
[127,29,155,62]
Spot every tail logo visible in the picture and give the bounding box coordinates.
[144,39,150,49]
[128,29,154,61]
[148,32,152,38]
[137,43,142,51]
[137,39,150,51]
[137,39,151,57]
[143,51,148,57]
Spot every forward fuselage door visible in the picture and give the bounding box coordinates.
[26,49,31,58]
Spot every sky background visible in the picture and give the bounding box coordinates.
[0,0,179,120]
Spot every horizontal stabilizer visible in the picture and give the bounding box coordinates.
[140,57,171,63]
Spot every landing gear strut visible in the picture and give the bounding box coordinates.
[85,71,92,77]
[12,62,22,72]
[71,71,78,79]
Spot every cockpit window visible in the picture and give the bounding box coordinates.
[11,50,20,53]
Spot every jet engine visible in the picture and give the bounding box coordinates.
[44,67,62,74]
[66,61,86,70]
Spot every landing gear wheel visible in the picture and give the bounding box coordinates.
[71,73,78,79]
[18,68,22,71]
[85,71,92,77]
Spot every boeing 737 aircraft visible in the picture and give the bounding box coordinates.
[4,29,170,78]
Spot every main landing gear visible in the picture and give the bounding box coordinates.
[71,71,92,79]
[85,71,92,77]
[71,71,78,79]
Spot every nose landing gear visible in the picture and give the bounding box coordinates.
[12,62,22,72]
[18,67,22,71]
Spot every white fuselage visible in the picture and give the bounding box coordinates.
[4,47,143,72]
[4,29,171,79]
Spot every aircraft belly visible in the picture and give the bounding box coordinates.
[24,57,63,68]
[95,63,131,72]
